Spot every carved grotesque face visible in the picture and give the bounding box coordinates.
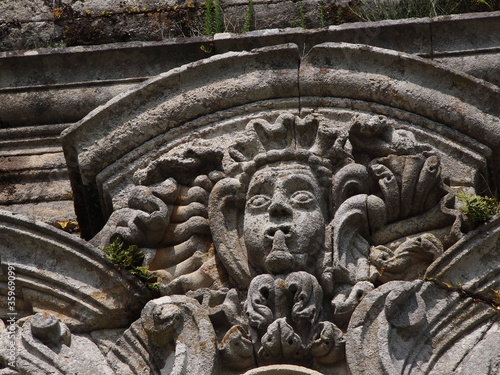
[243,163,327,275]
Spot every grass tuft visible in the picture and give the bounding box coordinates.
[101,237,158,290]
[457,191,500,223]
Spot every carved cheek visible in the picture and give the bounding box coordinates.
[243,210,271,268]
[293,209,325,254]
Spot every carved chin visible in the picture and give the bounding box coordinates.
[265,250,295,274]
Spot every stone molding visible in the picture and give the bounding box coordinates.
[348,215,500,374]
[61,42,500,238]
[1,13,499,228]
[1,33,499,375]
[0,210,150,333]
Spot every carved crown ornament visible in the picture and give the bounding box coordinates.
[1,43,499,374]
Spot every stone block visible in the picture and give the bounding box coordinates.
[327,18,432,55]
[0,210,151,332]
[431,11,500,54]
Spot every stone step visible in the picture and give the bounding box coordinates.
[0,136,62,155]
[3,200,76,223]
[0,123,69,138]
[0,167,68,183]
[0,152,66,172]
[0,122,76,225]
[0,123,70,155]
[0,177,71,205]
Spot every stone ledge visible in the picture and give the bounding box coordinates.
[1,12,498,234]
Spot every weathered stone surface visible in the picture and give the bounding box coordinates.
[0,82,136,127]
[428,12,500,86]
[61,43,300,238]
[106,295,217,375]
[1,201,75,225]
[0,210,151,332]
[347,215,500,375]
[328,18,432,55]
[1,13,498,230]
[1,16,500,375]
[426,213,500,308]
[1,0,498,52]
[0,0,325,50]
[434,51,500,87]
[61,42,500,239]
[2,312,116,375]
[347,280,499,374]
[0,124,73,227]
[431,12,500,54]
[0,21,63,52]
[45,41,500,374]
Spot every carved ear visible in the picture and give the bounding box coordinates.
[332,163,370,213]
[208,178,252,287]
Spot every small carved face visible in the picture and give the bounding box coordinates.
[243,164,326,274]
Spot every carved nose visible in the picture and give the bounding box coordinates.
[271,229,288,252]
[265,226,291,240]
[268,196,292,218]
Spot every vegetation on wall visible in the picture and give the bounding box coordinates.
[54,219,80,233]
[203,0,224,35]
[294,0,307,28]
[242,0,255,33]
[350,0,497,21]
[45,2,205,47]
[101,237,159,291]
[319,2,360,26]
[457,191,500,223]
[0,0,498,51]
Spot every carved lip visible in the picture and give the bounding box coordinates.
[265,225,293,239]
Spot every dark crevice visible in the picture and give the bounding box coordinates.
[426,277,500,311]
[297,48,302,117]
[429,16,434,60]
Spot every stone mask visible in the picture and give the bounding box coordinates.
[243,163,326,276]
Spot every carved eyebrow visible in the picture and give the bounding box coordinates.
[247,176,275,196]
[281,174,318,193]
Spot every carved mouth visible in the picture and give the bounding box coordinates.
[265,225,292,240]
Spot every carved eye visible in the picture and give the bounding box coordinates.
[290,191,315,205]
[247,194,271,209]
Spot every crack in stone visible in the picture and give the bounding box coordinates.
[425,277,500,311]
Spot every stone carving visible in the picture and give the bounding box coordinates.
[4,109,482,375]
[369,233,443,283]
[75,111,464,374]
[91,178,180,248]
[219,325,255,370]
[1,313,114,375]
[106,295,217,375]
[0,298,217,375]
[347,212,500,375]
[245,272,325,365]
[91,166,225,296]
[348,280,499,375]
[4,42,499,375]
[0,211,150,332]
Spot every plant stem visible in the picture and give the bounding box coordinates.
[243,0,254,33]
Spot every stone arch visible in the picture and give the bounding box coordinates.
[61,42,500,239]
[51,40,500,374]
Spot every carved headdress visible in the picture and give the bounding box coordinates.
[206,113,359,287]
[224,113,352,186]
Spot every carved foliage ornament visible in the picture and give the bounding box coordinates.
[75,112,463,374]
[4,112,477,375]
